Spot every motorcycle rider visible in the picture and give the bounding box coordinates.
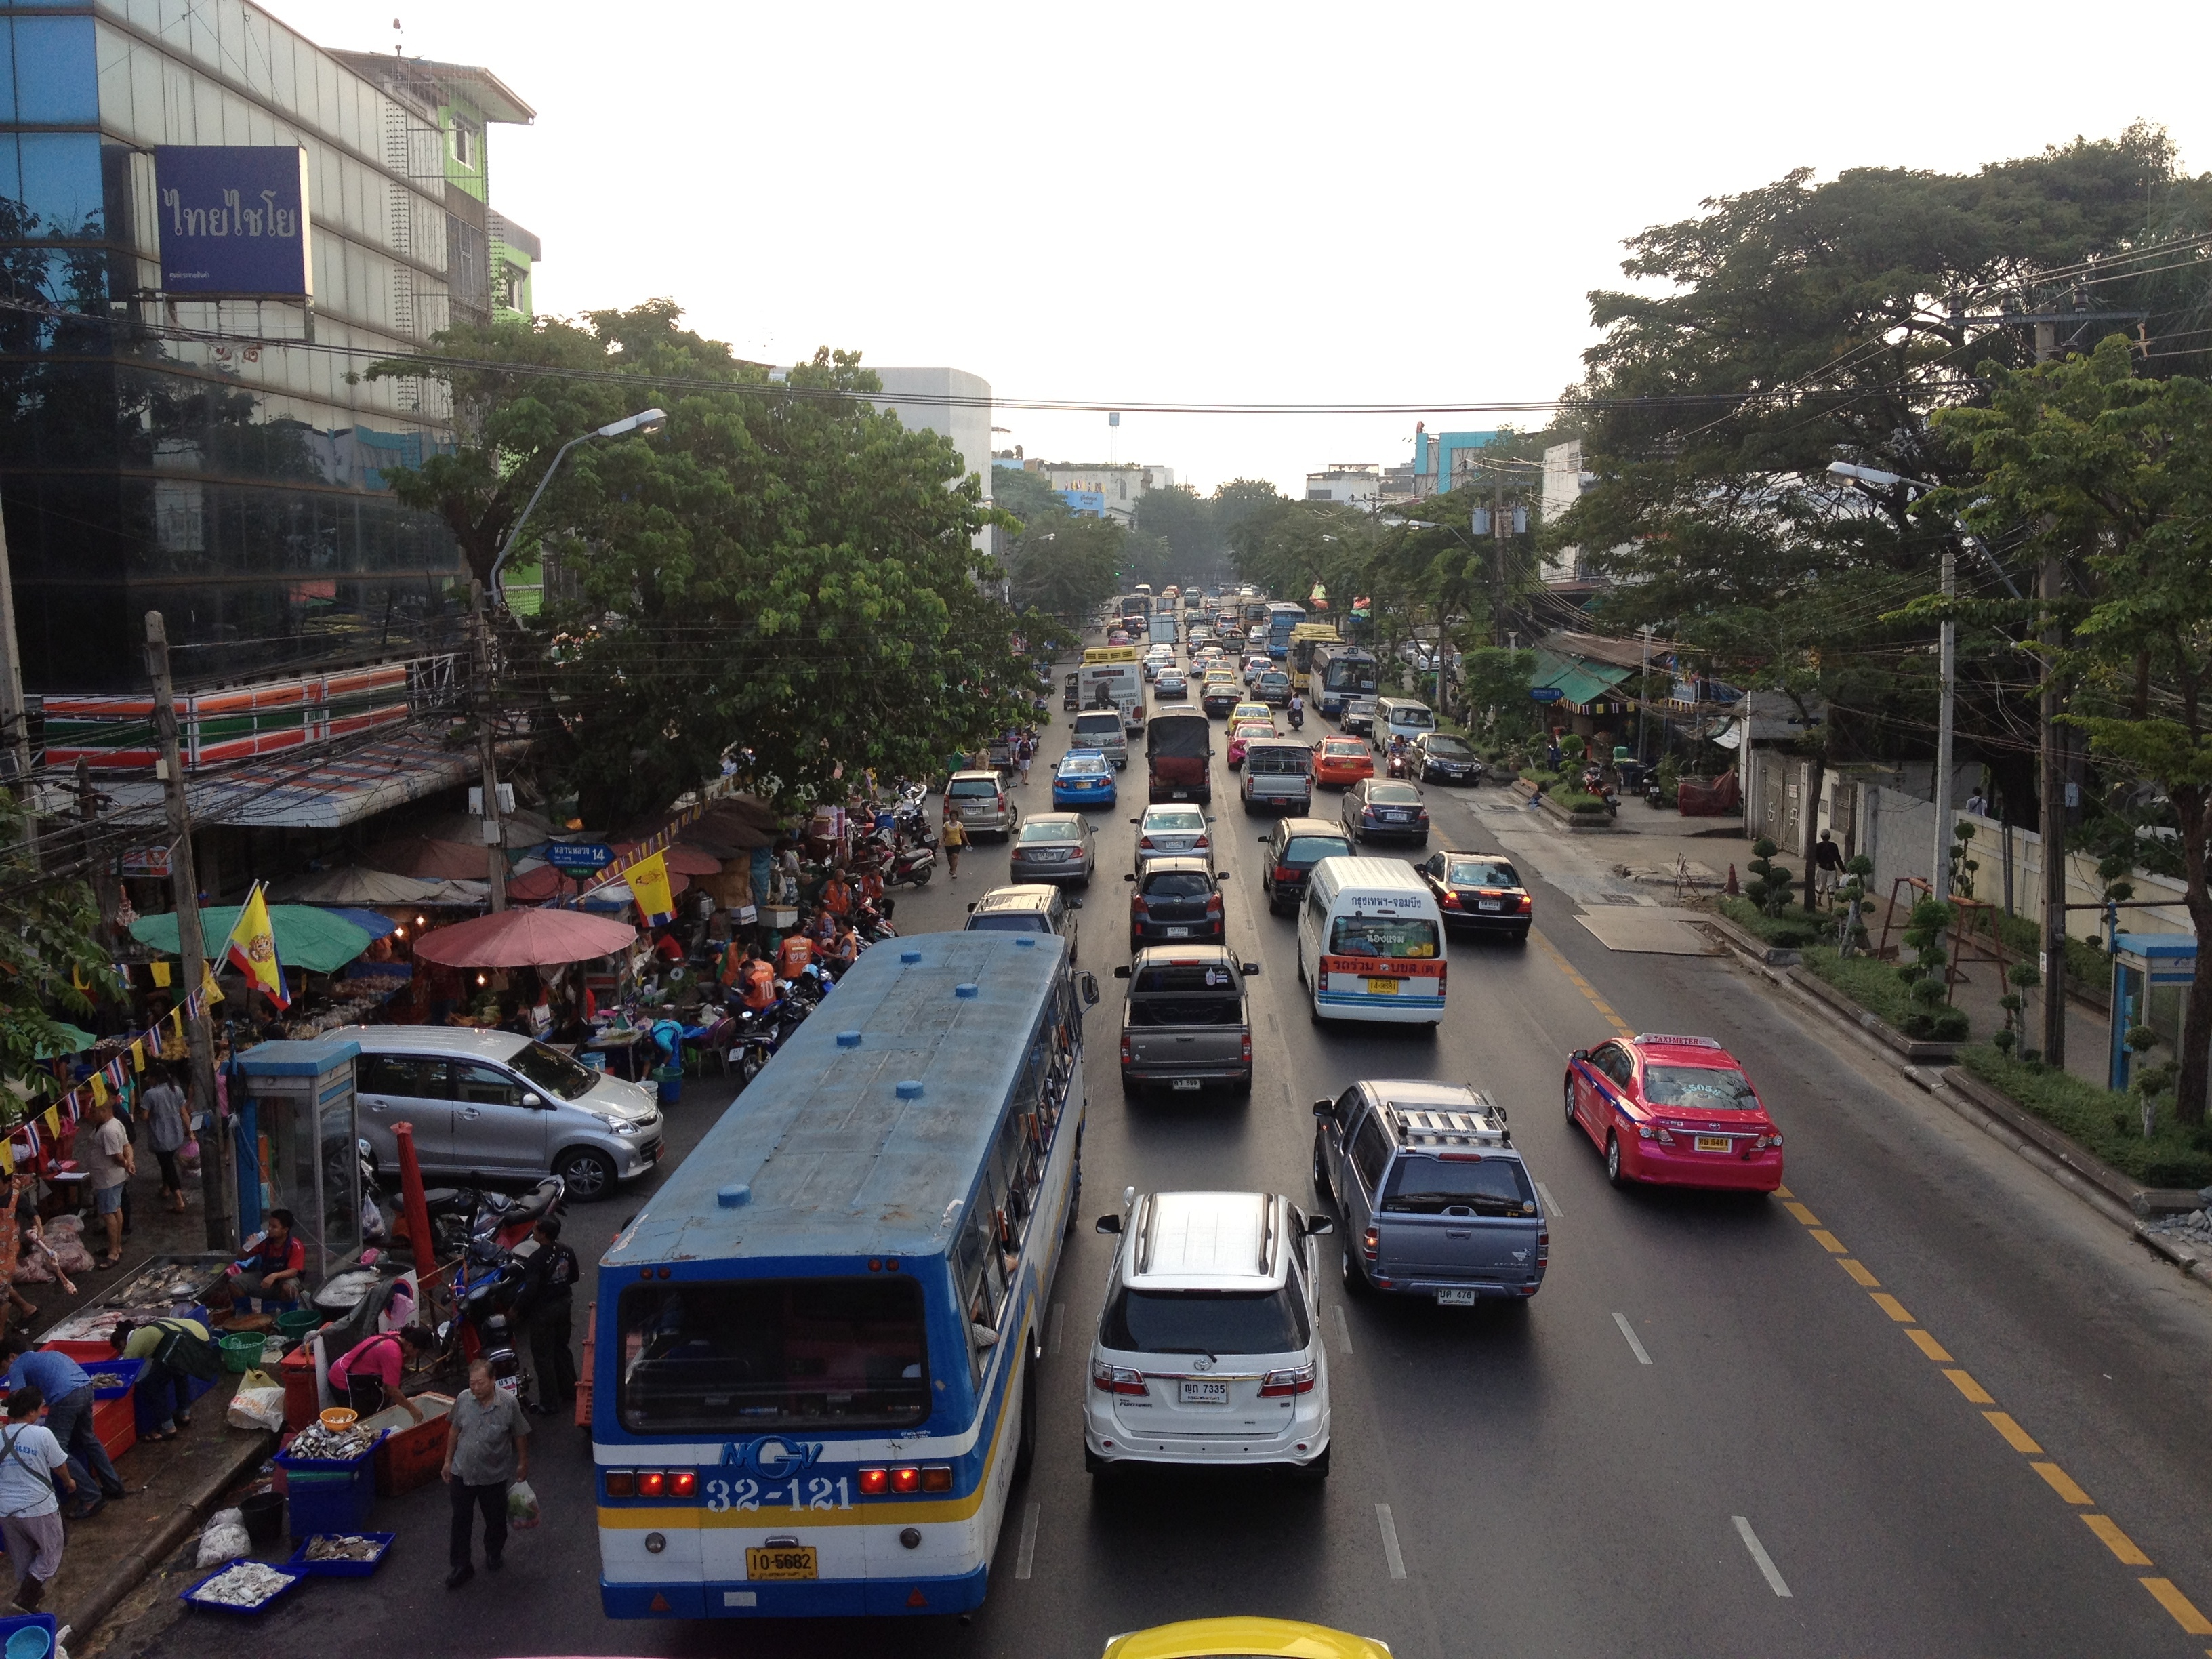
[735,947,779,1013]
[775,928,815,981]
[1288,693,1304,730]
[1387,732,1410,776]
[856,863,886,907]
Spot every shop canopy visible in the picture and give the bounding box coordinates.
[411,908,637,969]
[322,907,400,941]
[37,1023,94,1058]
[1530,648,1632,710]
[362,835,495,882]
[129,905,375,975]
[273,866,488,907]
[614,841,722,877]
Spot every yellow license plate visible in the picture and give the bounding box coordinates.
[746,1546,818,1580]
[1695,1136,1730,1153]
[1366,977,1400,994]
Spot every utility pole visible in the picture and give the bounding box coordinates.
[0,504,35,859]
[1931,538,1957,901]
[2033,321,2066,1065]
[469,580,508,911]
[145,612,235,1250]
[1636,624,1656,764]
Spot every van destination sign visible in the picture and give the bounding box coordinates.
[152,146,313,298]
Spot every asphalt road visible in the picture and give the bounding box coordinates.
[119,652,2212,1658]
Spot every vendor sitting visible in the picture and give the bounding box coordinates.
[822,918,860,976]
[327,1326,436,1423]
[221,1208,306,1309]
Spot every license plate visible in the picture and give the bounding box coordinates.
[1477,900,1502,912]
[745,1546,817,1580]
[1166,926,1190,938]
[1171,1078,1201,1092]
[1177,1378,1228,1405]
[1435,1287,1478,1307]
[1172,790,1187,798]
[1695,1136,1731,1153]
[1366,977,1400,994]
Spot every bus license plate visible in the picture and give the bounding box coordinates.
[1435,1287,1478,1307]
[1696,1136,1731,1153]
[1366,977,1400,994]
[746,1545,818,1580]
[1179,1379,1228,1405]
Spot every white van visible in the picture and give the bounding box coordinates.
[1295,857,1446,1027]
[1374,697,1437,749]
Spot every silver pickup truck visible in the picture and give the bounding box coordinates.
[1113,945,1260,1098]
[1313,1078,1548,1305]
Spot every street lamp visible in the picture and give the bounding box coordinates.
[487,407,669,605]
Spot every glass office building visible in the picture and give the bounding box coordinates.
[0,2,535,695]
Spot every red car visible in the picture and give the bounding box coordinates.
[1563,1033,1784,1192]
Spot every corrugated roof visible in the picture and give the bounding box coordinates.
[1531,649,1630,708]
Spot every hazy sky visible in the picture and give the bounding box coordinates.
[274,0,2212,495]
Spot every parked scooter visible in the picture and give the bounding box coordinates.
[865,841,937,889]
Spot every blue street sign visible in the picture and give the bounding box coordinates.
[545,842,615,869]
[1529,687,1565,703]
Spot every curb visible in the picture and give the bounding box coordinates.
[1703,916,2211,1285]
[66,1427,276,1645]
[1699,909,1803,967]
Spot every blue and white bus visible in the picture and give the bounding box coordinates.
[1311,642,1379,717]
[1265,600,1306,659]
[592,932,1096,1620]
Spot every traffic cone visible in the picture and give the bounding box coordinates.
[1725,863,1739,895]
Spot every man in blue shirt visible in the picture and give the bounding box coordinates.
[0,1337,123,1517]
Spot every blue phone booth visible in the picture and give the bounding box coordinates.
[2109,935,2196,1092]
[232,1038,362,1284]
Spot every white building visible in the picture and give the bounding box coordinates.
[1540,440,1601,588]
[872,367,995,507]
[1305,464,1381,508]
[1035,462,1172,527]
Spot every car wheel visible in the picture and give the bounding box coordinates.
[1605,1132,1628,1188]
[1340,1243,1370,1298]
[1510,928,1529,945]
[1292,1445,1331,1483]
[1564,1076,1579,1128]
[554,1146,618,1202]
[1084,1446,1111,1479]
[1312,1129,1333,1198]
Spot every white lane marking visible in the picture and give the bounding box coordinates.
[1536,1181,1562,1218]
[1332,1303,1353,1355]
[1732,1515,1792,1597]
[1049,1301,1065,1356]
[1376,1502,1407,1579]
[1612,1312,1653,1366]
[1015,1501,1040,1580]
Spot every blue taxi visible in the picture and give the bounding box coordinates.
[1053,748,1118,811]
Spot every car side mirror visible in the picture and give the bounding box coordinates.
[1571,1048,1590,1063]
[1303,1216,1336,1238]
[966,902,977,913]
[1241,962,1260,976]
[1080,972,1101,1005]
[1216,871,1230,880]
[1094,1214,1123,1235]
[1067,898,1083,910]
[1112,965,1131,979]
[1123,872,1136,882]
[1313,1098,1334,1118]
[521,1094,543,1109]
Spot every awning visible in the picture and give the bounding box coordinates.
[130,905,375,973]
[273,867,488,907]
[1531,649,1631,708]
[102,735,479,831]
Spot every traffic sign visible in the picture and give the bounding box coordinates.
[545,842,615,869]
[1529,687,1565,703]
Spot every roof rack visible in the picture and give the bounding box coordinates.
[1386,1097,1511,1148]
[1633,1033,1723,1049]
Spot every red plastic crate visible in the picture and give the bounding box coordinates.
[40,1339,117,1364]
[373,1403,451,1497]
[92,1390,136,1461]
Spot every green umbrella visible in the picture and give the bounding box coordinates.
[130,905,375,975]
[36,1023,94,1058]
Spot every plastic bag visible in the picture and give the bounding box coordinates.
[506,1479,541,1530]
[196,1507,250,1568]
[226,1385,286,1433]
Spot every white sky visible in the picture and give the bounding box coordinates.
[272,0,2212,495]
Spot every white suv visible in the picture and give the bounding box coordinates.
[1084,1189,1334,1480]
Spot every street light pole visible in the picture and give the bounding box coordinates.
[1932,538,1956,900]
[485,407,668,607]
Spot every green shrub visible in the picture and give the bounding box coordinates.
[1956,1045,2212,1187]
[1797,944,1969,1036]
[1554,790,1611,814]
[1986,909,2112,991]
[1717,895,1827,949]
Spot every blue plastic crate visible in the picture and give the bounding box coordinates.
[276,1447,380,1538]
[87,1358,144,1401]
[274,1428,388,1473]
[0,1614,58,1659]
[178,1561,306,1616]
[286,1530,394,1578]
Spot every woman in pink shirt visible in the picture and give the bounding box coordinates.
[327,1327,435,1421]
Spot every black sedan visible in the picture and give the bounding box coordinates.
[1200,682,1243,718]
[1418,849,1531,942]
[1412,731,1485,785]
[1342,778,1429,846]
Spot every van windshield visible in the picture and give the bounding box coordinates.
[1382,1157,1536,1216]
[506,1040,602,1101]
[1390,706,1435,730]
[1329,916,1440,959]
[617,1278,929,1433]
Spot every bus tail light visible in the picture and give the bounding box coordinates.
[636,1471,666,1497]
[858,1468,889,1495]
[890,1467,922,1493]
[604,1471,636,1497]
[1092,1361,1147,1396]
[670,1471,698,1497]
[922,1465,953,1492]
[1258,1364,1317,1397]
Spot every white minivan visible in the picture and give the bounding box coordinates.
[1295,856,1446,1027]
[1374,696,1437,750]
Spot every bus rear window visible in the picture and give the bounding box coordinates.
[617,1278,928,1433]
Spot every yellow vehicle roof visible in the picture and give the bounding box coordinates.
[1104,1617,1391,1659]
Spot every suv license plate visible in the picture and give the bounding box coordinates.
[1366,977,1400,994]
[1178,1379,1228,1405]
[1170,1078,1201,1092]
[1695,1135,1731,1153]
[746,1545,817,1580]
[1435,1288,1479,1307]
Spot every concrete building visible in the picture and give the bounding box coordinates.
[1305,464,1380,509]
[1408,426,1498,499]
[872,367,994,506]
[1033,462,1171,527]
[1540,439,1604,589]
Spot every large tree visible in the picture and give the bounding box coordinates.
[0,791,118,1099]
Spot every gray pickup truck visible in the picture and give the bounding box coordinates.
[1113,944,1261,1098]
[1313,1078,1548,1305]
[1240,738,1314,815]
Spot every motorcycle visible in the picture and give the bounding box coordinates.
[855,896,899,943]
[397,1174,563,1263]
[865,841,937,889]
[1288,703,1305,731]
[1387,749,1411,779]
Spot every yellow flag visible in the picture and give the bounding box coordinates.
[150,961,171,989]
[130,1040,145,1073]
[41,1107,58,1137]
[627,851,676,927]
[90,1075,108,1107]
[201,962,225,1006]
[222,884,286,1008]
[0,1144,13,1177]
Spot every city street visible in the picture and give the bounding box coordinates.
[111,672,2212,1659]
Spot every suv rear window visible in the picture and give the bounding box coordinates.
[948,778,1000,798]
[968,912,1050,934]
[1134,962,1240,994]
[1381,1155,1537,1216]
[1141,871,1214,898]
[1101,1284,1308,1356]
[1284,836,1352,865]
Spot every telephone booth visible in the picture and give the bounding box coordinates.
[2109,935,2195,1092]
[232,1037,362,1284]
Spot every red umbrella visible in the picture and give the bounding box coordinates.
[412,908,637,968]
[504,864,575,904]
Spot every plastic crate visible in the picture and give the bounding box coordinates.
[37,1340,115,1365]
[0,1614,58,1659]
[286,1530,393,1578]
[86,1357,144,1400]
[178,1561,306,1616]
[275,1436,384,1538]
[372,1400,451,1498]
[91,1390,135,1461]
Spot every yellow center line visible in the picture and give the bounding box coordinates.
[1532,930,1634,1036]
[2031,1462,2093,1506]
[1783,1201,1821,1226]
[1942,1368,1996,1405]
[2140,1579,2212,1637]
[1904,1329,1955,1364]
[1869,1292,1914,1323]
[1838,1258,1880,1288]
[1807,1229,1847,1254]
[1983,1412,2043,1455]
[2084,1515,2154,1568]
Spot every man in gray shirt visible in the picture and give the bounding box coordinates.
[442,1360,529,1588]
[140,1067,189,1214]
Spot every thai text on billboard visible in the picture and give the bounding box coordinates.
[153,146,312,297]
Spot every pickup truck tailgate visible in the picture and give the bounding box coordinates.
[1380,1213,1541,1280]
[1125,1024,1246,1073]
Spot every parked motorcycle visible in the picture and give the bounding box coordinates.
[854,896,899,943]
[865,841,937,889]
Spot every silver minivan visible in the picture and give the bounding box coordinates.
[340,1025,665,1201]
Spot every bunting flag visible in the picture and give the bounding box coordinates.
[89,1074,107,1107]
[201,962,224,1006]
[222,882,287,1009]
[150,961,171,989]
[41,1109,58,1138]
[129,1040,145,1073]
[627,851,676,928]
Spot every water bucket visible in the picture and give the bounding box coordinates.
[239,1489,287,1548]
[274,1308,322,1340]
[218,1331,268,1373]
[655,1065,682,1105]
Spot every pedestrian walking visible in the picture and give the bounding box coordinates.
[941,813,968,880]
[0,1336,122,1515]
[1017,735,1034,787]
[140,1065,189,1214]
[80,1097,131,1270]
[515,1218,579,1417]
[443,1359,531,1588]
[327,1326,434,1422]
[1813,829,1845,906]
[0,1386,78,1612]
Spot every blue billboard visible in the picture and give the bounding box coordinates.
[153,146,312,297]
